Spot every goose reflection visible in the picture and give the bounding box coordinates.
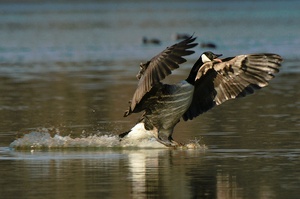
[125,149,209,198]
[126,150,161,198]
[125,149,280,199]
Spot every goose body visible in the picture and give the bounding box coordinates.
[132,80,194,145]
[121,36,282,147]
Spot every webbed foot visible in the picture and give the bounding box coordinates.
[156,136,183,148]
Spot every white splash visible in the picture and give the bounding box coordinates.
[120,123,166,148]
[10,131,120,149]
[9,124,206,150]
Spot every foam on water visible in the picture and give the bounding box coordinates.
[9,125,205,150]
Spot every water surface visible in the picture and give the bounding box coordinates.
[0,0,299,198]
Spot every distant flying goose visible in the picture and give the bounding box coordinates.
[142,37,161,45]
[121,36,282,147]
[200,42,217,49]
[172,33,191,40]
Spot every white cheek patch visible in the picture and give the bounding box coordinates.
[201,54,211,63]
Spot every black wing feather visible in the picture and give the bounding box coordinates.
[124,36,197,117]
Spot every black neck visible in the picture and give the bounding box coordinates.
[186,58,203,85]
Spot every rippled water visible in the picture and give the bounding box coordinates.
[0,0,299,198]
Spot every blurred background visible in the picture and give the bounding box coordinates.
[0,1,299,199]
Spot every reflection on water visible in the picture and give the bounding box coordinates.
[0,0,299,198]
[1,148,299,198]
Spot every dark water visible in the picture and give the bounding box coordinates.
[0,0,299,198]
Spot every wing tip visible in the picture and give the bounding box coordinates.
[177,34,198,47]
[123,108,132,117]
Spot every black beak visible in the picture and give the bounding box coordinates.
[213,53,223,63]
[213,53,222,59]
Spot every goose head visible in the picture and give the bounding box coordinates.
[186,51,222,85]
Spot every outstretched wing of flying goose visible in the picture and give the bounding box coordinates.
[124,36,197,117]
[183,53,283,121]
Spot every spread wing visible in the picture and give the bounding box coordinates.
[183,53,283,121]
[124,36,198,117]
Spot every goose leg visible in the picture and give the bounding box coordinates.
[156,129,182,147]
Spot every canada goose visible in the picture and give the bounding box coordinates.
[200,42,217,49]
[142,37,161,45]
[121,36,282,147]
[172,33,191,40]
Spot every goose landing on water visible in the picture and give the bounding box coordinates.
[120,36,283,147]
